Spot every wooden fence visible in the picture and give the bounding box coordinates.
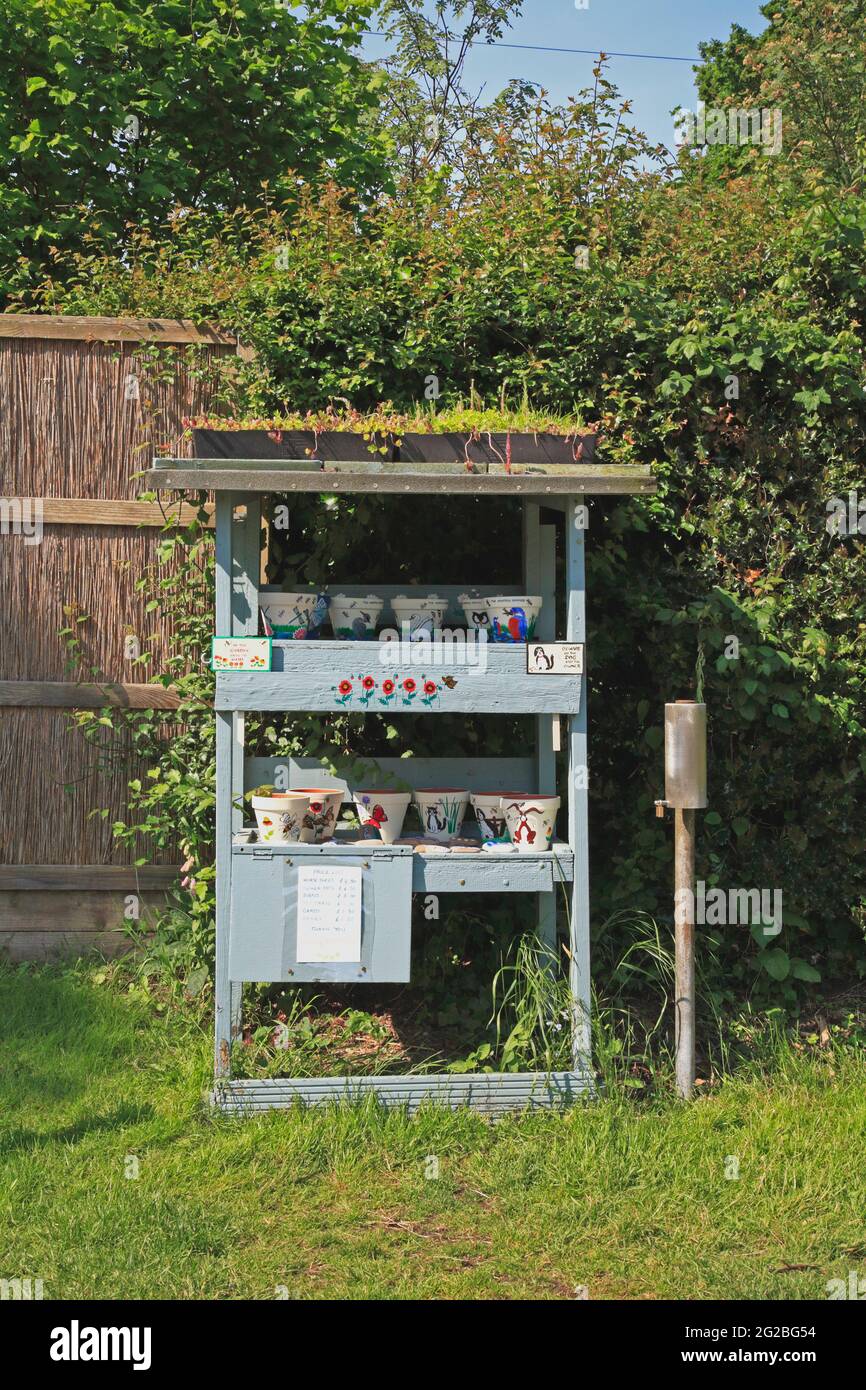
[0,315,240,959]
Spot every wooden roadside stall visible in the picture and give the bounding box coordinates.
[148,444,656,1112]
[0,315,246,960]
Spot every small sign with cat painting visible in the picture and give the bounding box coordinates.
[526,642,584,675]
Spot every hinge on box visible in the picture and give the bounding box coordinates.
[252,847,274,859]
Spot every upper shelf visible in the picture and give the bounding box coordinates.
[145,458,656,496]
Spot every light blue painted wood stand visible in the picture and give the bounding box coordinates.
[150,466,598,1113]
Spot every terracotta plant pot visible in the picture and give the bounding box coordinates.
[500,795,561,852]
[352,789,412,845]
[484,595,542,643]
[293,788,343,843]
[458,593,492,631]
[328,594,384,640]
[251,793,307,844]
[458,594,492,631]
[413,787,469,842]
[390,594,448,640]
[262,593,329,640]
[469,792,509,842]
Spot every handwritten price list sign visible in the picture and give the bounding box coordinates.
[295,865,362,963]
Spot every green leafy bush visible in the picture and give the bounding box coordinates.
[43,69,866,1017]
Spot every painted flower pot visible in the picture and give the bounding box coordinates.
[328,594,384,640]
[390,594,448,641]
[352,789,412,845]
[262,593,329,640]
[458,593,492,632]
[500,795,560,853]
[470,792,509,842]
[251,793,307,844]
[413,787,469,842]
[484,595,542,643]
[293,788,343,843]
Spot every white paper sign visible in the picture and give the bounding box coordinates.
[295,865,362,963]
[526,642,584,675]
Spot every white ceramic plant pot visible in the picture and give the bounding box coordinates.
[469,792,510,842]
[484,595,543,643]
[413,788,469,842]
[500,794,560,852]
[251,793,307,844]
[262,593,329,640]
[293,788,344,843]
[458,593,492,632]
[391,594,448,641]
[352,789,412,845]
[328,594,384,640]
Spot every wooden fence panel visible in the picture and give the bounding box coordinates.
[0,318,236,954]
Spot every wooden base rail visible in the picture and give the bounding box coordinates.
[0,680,182,709]
[0,865,179,891]
[0,497,214,527]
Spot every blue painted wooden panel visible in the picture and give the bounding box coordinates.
[413,846,573,892]
[216,642,582,714]
[566,495,591,1072]
[229,845,413,982]
[228,836,574,891]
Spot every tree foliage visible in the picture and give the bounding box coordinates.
[695,0,866,188]
[0,0,387,296]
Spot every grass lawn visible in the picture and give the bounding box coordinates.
[1,961,863,1301]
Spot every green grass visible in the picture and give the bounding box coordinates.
[1,961,863,1301]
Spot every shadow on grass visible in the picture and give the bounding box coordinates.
[0,962,150,1113]
[0,1102,154,1156]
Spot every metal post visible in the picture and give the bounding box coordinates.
[661,699,707,1101]
[674,806,696,1099]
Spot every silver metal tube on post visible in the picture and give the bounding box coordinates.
[664,700,707,1101]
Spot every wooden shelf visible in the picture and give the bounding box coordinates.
[231,835,574,892]
[146,459,655,496]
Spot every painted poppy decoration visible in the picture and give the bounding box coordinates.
[362,675,376,690]
[403,678,417,693]
[423,680,437,695]
[338,679,352,695]
[382,679,395,695]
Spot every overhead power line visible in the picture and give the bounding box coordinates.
[362,32,700,64]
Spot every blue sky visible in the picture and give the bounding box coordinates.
[358,1,769,152]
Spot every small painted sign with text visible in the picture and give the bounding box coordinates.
[211,636,272,671]
[526,643,584,675]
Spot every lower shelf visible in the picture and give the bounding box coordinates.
[211,1069,594,1115]
[233,836,575,892]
